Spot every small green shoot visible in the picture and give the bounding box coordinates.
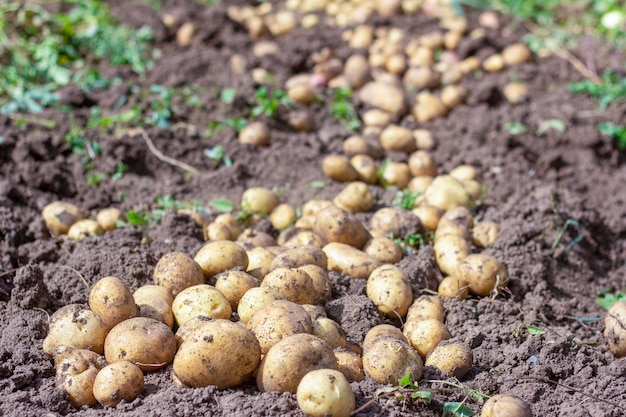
[210,199,234,213]
[570,70,626,109]
[375,372,434,406]
[328,88,361,131]
[204,146,233,168]
[550,218,583,255]
[393,231,435,253]
[443,402,474,417]
[598,122,626,149]
[392,189,421,210]
[220,88,237,105]
[505,122,527,135]
[307,181,326,189]
[536,119,566,136]
[596,289,626,310]
[251,86,292,118]
[526,325,546,335]
[125,210,151,225]
[512,323,546,337]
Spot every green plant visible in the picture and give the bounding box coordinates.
[597,289,626,310]
[204,146,233,168]
[328,88,361,131]
[374,372,434,407]
[598,122,626,149]
[393,232,435,253]
[504,122,527,135]
[550,218,583,255]
[64,120,101,163]
[251,86,291,118]
[570,70,626,109]
[536,119,566,136]
[392,189,421,210]
[120,195,207,227]
[512,323,546,337]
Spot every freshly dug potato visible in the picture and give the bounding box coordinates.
[412,92,448,123]
[214,270,260,310]
[366,265,413,318]
[96,207,121,232]
[260,267,316,305]
[413,129,436,150]
[434,220,471,242]
[270,203,297,230]
[104,317,176,371]
[363,237,403,264]
[363,324,407,352]
[434,235,471,276]
[344,54,370,89]
[362,337,423,384]
[207,222,234,241]
[503,82,529,104]
[370,207,423,239]
[449,165,477,182]
[288,84,316,104]
[281,228,327,248]
[302,199,335,217]
[89,276,138,329]
[362,109,392,127]
[133,285,174,328]
[153,252,205,296]
[176,22,194,46]
[246,246,275,279]
[214,213,243,239]
[442,206,474,229]
[172,284,232,326]
[333,181,374,214]
[408,150,437,177]
[412,205,443,232]
[406,295,445,323]
[380,161,411,189]
[297,369,355,417]
[481,394,533,417]
[241,187,279,215]
[314,205,371,249]
[247,299,313,353]
[323,155,359,182]
[440,85,468,109]
[174,319,261,389]
[270,246,328,270]
[403,319,452,358]
[312,317,347,349]
[334,349,365,382]
[358,81,408,118]
[67,219,104,241]
[459,56,481,74]
[297,264,332,303]
[239,121,270,146]
[93,361,144,407]
[42,201,83,235]
[237,287,286,323]
[194,240,249,279]
[350,154,378,184]
[236,229,276,250]
[323,242,382,280]
[438,275,469,299]
[604,300,626,357]
[472,221,499,248]
[301,304,327,320]
[289,109,315,132]
[424,340,473,378]
[43,304,108,355]
[463,179,483,202]
[54,346,107,408]
[483,53,505,72]
[380,125,416,153]
[408,176,434,194]
[257,333,337,393]
[456,254,509,297]
[424,175,470,211]
[502,43,532,66]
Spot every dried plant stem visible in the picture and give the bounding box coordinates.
[139,129,200,176]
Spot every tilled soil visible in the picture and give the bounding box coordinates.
[1,1,626,416]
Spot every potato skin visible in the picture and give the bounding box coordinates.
[260,267,316,305]
[270,246,328,270]
[194,240,249,279]
[333,181,374,214]
[364,237,403,264]
[172,284,232,326]
[93,361,144,407]
[434,235,471,276]
[237,287,286,323]
[89,276,138,329]
[366,265,413,318]
[297,264,332,303]
[153,252,205,296]
[54,346,107,408]
[323,242,382,280]
[362,337,423,385]
[43,304,109,355]
[297,369,355,417]
[363,324,408,352]
[403,319,452,358]
[604,301,626,357]
[334,349,365,382]
[314,205,371,249]
[42,201,83,235]
[133,285,175,328]
[406,295,445,323]
[424,340,473,379]
[369,207,424,239]
[241,187,279,215]
[456,254,509,297]
[481,394,533,417]
[214,270,260,310]
[173,319,261,389]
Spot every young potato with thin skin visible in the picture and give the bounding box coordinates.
[96,207,121,232]
[380,125,416,153]
[380,161,411,189]
[93,361,144,408]
[54,346,107,408]
[363,337,423,385]
[214,213,242,239]
[449,164,477,182]
[438,275,469,299]
[281,229,327,248]
[481,394,533,417]
[194,240,249,280]
[214,270,260,310]
[323,242,382,280]
[207,222,234,241]
[434,235,471,276]
[334,349,365,382]
[172,284,232,326]
[425,340,473,379]
[406,295,445,323]
[604,300,626,357]
[257,333,338,394]
[424,175,470,211]
[441,206,474,229]
[312,317,347,349]
[456,254,509,297]
[68,219,104,241]
[363,324,408,352]
[270,246,328,270]
[408,150,438,177]
[333,181,374,214]
[241,187,279,216]
[89,276,138,329]
[323,155,359,182]
[366,265,413,318]
[297,264,332,303]
[363,237,403,264]
[43,304,109,355]
[133,285,174,328]
[247,299,314,353]
[370,207,424,239]
[174,319,261,389]
[42,201,83,235]
[350,154,378,184]
[236,229,276,250]
[434,220,471,241]
[260,267,316,305]
[502,42,532,66]
[104,317,176,372]
[403,319,452,358]
[153,252,205,296]
[314,205,371,249]
[472,221,499,248]
[237,287,286,323]
[412,205,443,232]
[270,203,297,230]
[297,369,355,417]
[239,121,270,146]
[246,246,275,279]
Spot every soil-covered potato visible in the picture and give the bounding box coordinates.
[246,246,276,279]
[502,42,532,66]
[96,207,121,232]
[412,205,443,232]
[362,337,423,385]
[172,284,232,326]
[408,150,437,177]
[241,187,279,215]
[236,229,276,249]
[296,264,332,303]
[369,207,423,239]
[424,340,473,378]
[214,213,243,239]
[380,161,411,189]
[424,175,470,211]
[403,319,452,358]
[323,242,382,280]
[366,265,413,318]
[153,252,205,296]
[333,181,374,214]
[472,221,499,247]
[380,124,416,153]
[433,235,471,276]
[247,299,313,353]
[239,121,270,146]
[260,267,316,305]
[438,275,469,299]
[133,285,175,328]
[363,324,408,352]
[194,240,249,279]
[297,369,355,417]
[323,155,359,182]
[334,349,365,382]
[358,81,408,118]
[237,287,286,323]
[312,317,347,349]
[42,201,83,235]
[481,394,533,417]
[314,205,371,249]
[270,203,297,230]
[406,295,445,323]
[67,219,104,241]
[604,300,626,357]
[173,319,261,389]
[104,317,177,372]
[93,361,144,408]
[89,276,138,329]
[270,246,328,270]
[214,270,260,310]
[350,154,378,184]
[43,304,109,355]
[54,346,107,408]
[257,333,338,393]
[363,237,403,264]
[456,254,509,296]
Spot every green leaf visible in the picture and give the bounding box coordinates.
[410,391,434,403]
[596,291,626,310]
[399,372,413,387]
[210,199,233,213]
[307,181,326,189]
[220,88,237,104]
[443,402,474,417]
[526,325,546,335]
[536,119,566,136]
[126,210,149,225]
[505,122,527,135]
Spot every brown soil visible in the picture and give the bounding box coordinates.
[2,1,626,416]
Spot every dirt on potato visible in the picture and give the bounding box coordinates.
[1,1,626,416]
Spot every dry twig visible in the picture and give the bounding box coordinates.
[139,129,200,176]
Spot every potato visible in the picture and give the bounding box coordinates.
[434,235,471,276]
[281,228,327,248]
[89,276,138,329]
[370,207,423,239]
[172,284,232,326]
[96,207,121,232]
[237,287,286,323]
[403,319,452,358]
[362,337,423,385]
[297,264,332,303]
[333,181,374,214]
[301,304,327,320]
[425,340,473,378]
[246,246,275,279]
[241,187,279,215]
[302,199,334,217]
[408,150,437,177]
[314,205,370,249]
[472,221,499,248]
[153,252,205,296]
[312,317,347,349]
[270,246,328,270]
[481,394,533,417]
[483,53,505,72]
[344,54,370,89]
[174,319,261,389]
[43,304,108,355]
[435,220,471,242]
[236,229,276,250]
[247,299,313,353]
[380,161,411,189]
[440,85,468,109]
[463,179,483,201]
[288,84,316,104]
[350,154,378,184]
[408,176,434,194]
[133,285,174,328]
[406,295,445,323]
[380,125,416,153]
[604,300,626,357]
[334,349,365,382]
[358,81,408,118]
[323,155,359,182]
[412,92,448,123]
[413,129,437,150]
[449,165,477,182]
[362,109,392,127]
[403,66,440,90]
[424,175,470,211]
[207,222,234,241]
[67,219,104,241]
[503,82,529,104]
[257,333,337,393]
[42,201,83,235]
[194,240,249,279]
[176,22,194,46]
[366,265,413,318]
[459,56,481,74]
[93,361,144,407]
[412,205,443,232]
[104,317,176,371]
[54,346,107,408]
[502,43,532,66]
[289,109,315,132]
[214,270,260,310]
[457,254,509,297]
[438,275,469,299]
[363,324,407,352]
[260,267,316,305]
[297,369,355,417]
[364,237,403,263]
[214,213,243,239]
[323,242,382,280]
[270,203,297,230]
